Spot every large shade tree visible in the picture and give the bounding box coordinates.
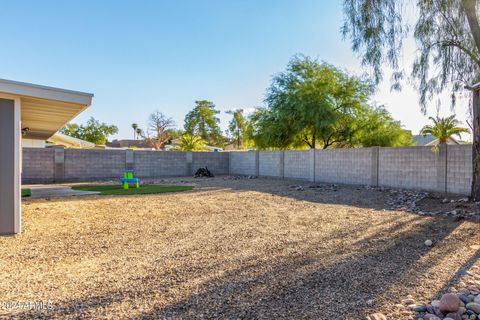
[61,117,118,145]
[249,56,411,149]
[260,56,372,149]
[342,0,480,198]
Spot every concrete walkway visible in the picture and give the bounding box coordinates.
[23,185,100,199]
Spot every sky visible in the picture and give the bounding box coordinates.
[0,0,472,141]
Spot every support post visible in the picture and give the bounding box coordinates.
[0,98,21,235]
[254,151,259,176]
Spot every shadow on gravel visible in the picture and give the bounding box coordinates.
[11,216,477,319]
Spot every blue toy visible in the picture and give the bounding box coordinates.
[120,170,139,189]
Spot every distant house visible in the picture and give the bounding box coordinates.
[413,134,460,146]
[106,139,151,149]
[23,132,95,149]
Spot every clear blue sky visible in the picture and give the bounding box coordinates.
[0,0,470,140]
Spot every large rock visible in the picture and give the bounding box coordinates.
[439,293,461,313]
[466,302,480,314]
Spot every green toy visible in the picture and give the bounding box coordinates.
[120,170,139,189]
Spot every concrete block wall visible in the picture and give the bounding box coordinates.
[284,150,313,180]
[134,151,187,178]
[378,146,440,192]
[22,145,474,195]
[446,145,472,195]
[315,148,374,185]
[229,152,257,176]
[22,148,55,183]
[192,152,230,175]
[259,151,283,177]
[65,149,126,181]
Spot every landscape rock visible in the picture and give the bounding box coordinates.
[466,302,480,314]
[425,239,433,246]
[445,312,463,320]
[439,293,461,314]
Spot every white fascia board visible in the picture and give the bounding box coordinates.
[0,79,94,106]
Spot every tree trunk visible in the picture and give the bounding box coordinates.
[471,90,480,200]
[462,0,480,54]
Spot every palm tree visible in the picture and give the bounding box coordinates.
[176,134,207,151]
[420,115,469,144]
[131,123,138,140]
[136,128,143,139]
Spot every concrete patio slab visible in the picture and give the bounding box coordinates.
[24,185,100,199]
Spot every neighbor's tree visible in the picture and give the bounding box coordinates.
[420,115,470,144]
[354,106,414,147]
[226,109,247,149]
[131,123,138,140]
[184,100,224,146]
[254,56,373,149]
[141,111,175,150]
[175,133,208,151]
[342,0,480,198]
[61,117,118,145]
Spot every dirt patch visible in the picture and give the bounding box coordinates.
[1,177,479,319]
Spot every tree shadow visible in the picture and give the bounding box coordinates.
[9,213,477,319]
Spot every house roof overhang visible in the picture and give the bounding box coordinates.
[0,79,93,140]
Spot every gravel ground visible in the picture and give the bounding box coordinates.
[1,177,479,319]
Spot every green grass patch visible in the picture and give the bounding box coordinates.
[71,184,193,196]
[22,188,31,197]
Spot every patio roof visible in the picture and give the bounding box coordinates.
[0,79,94,139]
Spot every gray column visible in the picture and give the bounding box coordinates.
[186,151,193,176]
[279,150,285,179]
[54,148,65,182]
[309,149,316,182]
[370,147,379,187]
[254,151,259,176]
[0,98,21,234]
[436,144,448,193]
[125,149,134,170]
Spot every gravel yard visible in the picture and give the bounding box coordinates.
[1,177,479,319]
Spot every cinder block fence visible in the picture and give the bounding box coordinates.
[22,145,472,195]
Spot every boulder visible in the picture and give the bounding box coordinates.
[439,293,461,313]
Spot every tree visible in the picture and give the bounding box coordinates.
[131,123,138,140]
[354,106,413,147]
[420,115,470,144]
[136,127,143,138]
[184,100,224,146]
[254,56,373,149]
[174,133,208,151]
[141,111,175,150]
[342,0,480,198]
[60,117,118,145]
[226,109,247,149]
